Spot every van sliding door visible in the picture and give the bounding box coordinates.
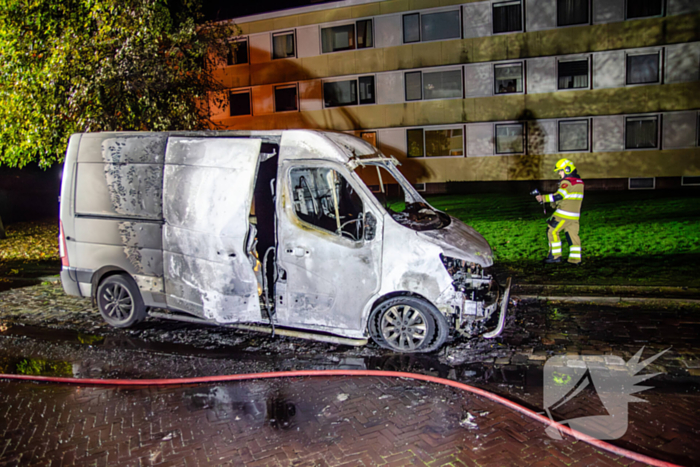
[162,137,263,323]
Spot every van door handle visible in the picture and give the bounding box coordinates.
[286,247,308,257]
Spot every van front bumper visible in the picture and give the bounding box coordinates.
[483,277,511,339]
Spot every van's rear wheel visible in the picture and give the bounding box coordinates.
[97,274,146,328]
[369,296,447,353]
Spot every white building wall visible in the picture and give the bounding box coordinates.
[526,57,557,94]
[592,116,624,152]
[668,0,700,16]
[666,42,700,84]
[465,63,493,98]
[662,112,698,149]
[526,0,557,32]
[592,51,625,89]
[592,0,624,24]
[463,2,492,39]
[296,25,319,58]
[376,72,404,104]
[374,14,403,48]
[467,123,494,157]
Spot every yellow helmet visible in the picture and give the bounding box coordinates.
[554,158,576,174]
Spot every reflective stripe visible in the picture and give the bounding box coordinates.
[554,209,580,219]
[552,249,562,254]
[550,242,562,247]
[556,188,569,197]
[544,194,554,202]
[570,246,581,251]
[569,253,581,258]
[550,220,566,243]
[565,194,584,199]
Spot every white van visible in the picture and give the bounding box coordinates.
[59,131,510,353]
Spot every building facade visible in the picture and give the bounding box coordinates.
[212,0,700,190]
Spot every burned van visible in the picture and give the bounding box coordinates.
[59,131,510,353]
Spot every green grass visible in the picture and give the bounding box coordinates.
[425,190,700,287]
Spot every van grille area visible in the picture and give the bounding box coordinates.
[439,254,499,337]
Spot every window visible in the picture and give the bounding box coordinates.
[402,10,461,43]
[290,167,364,240]
[323,76,375,107]
[494,63,523,94]
[626,0,663,19]
[229,91,251,117]
[625,116,658,149]
[682,176,700,186]
[405,69,462,101]
[629,177,655,190]
[422,69,462,100]
[405,71,422,101]
[558,120,589,152]
[407,128,464,157]
[558,59,589,89]
[274,85,298,112]
[227,39,248,65]
[558,0,589,26]
[495,123,525,154]
[626,52,660,85]
[493,1,523,34]
[321,20,373,53]
[360,131,377,147]
[272,31,295,59]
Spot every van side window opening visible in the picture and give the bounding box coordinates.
[355,164,449,231]
[290,167,364,241]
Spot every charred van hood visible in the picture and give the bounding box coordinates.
[417,216,494,267]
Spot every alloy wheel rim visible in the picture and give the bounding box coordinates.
[380,305,428,351]
[101,284,133,321]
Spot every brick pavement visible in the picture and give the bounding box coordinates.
[0,376,650,467]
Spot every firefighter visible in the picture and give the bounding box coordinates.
[535,159,584,265]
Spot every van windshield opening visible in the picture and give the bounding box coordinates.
[355,163,450,231]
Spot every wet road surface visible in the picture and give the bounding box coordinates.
[1,282,699,465]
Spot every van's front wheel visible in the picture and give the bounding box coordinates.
[369,296,447,353]
[97,274,146,328]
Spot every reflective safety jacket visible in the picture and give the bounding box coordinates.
[543,176,584,220]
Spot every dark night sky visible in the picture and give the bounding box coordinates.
[203,0,342,22]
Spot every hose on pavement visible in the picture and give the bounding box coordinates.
[0,369,680,467]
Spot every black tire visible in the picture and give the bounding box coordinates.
[96,274,147,328]
[369,296,448,353]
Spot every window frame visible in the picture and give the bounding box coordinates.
[628,177,656,190]
[322,75,376,108]
[227,38,249,66]
[493,61,525,95]
[229,89,252,117]
[624,114,660,150]
[625,50,662,86]
[273,84,299,113]
[320,18,374,54]
[271,30,296,60]
[404,66,464,102]
[492,0,524,35]
[556,0,591,27]
[287,164,367,243]
[557,118,590,153]
[401,7,462,44]
[625,0,665,20]
[406,125,466,159]
[494,122,526,155]
[556,56,591,91]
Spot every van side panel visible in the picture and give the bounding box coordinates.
[69,133,167,301]
[162,137,264,323]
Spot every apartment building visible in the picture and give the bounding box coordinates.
[212,0,700,190]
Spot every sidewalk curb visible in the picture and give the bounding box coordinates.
[515,294,700,305]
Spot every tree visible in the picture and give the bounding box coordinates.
[0,0,236,238]
[0,0,237,169]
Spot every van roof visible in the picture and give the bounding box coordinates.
[76,129,384,165]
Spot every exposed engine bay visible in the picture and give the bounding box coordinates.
[439,254,500,337]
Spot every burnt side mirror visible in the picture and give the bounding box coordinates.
[364,211,377,241]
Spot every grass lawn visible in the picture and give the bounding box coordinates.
[1,189,699,287]
[426,190,700,287]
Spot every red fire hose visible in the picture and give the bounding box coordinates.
[0,369,680,467]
